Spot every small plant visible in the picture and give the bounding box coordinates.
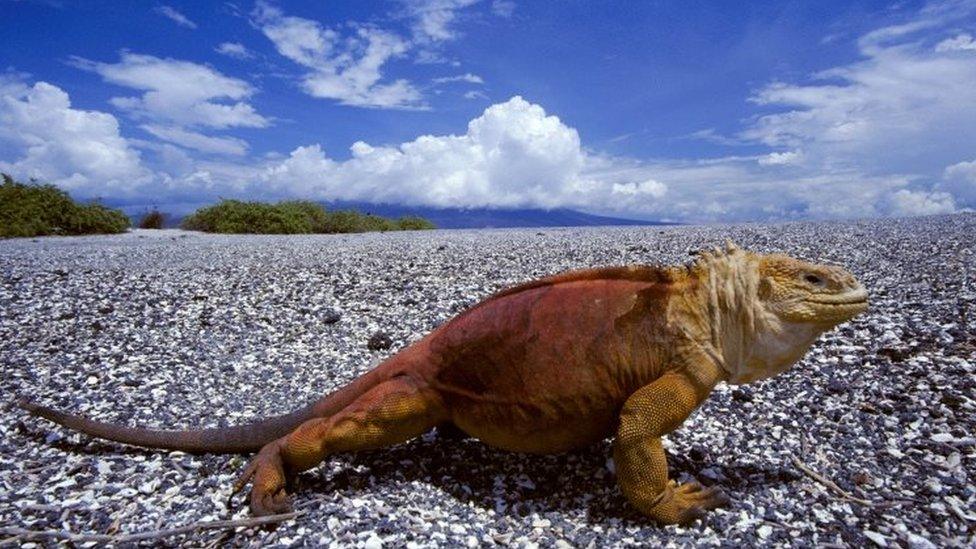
[138,209,167,229]
[0,174,130,238]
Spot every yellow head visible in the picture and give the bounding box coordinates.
[757,254,868,326]
[727,251,868,384]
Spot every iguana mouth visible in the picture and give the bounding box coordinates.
[806,288,868,307]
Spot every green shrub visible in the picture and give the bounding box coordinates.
[180,199,436,234]
[359,214,397,232]
[0,174,130,238]
[138,209,167,229]
[319,209,365,233]
[180,199,310,234]
[277,200,332,232]
[396,216,437,230]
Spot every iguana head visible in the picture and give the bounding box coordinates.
[757,254,868,326]
[734,253,868,383]
[692,243,868,384]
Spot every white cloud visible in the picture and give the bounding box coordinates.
[491,0,516,18]
[141,125,249,156]
[723,1,976,216]
[941,158,976,205]
[259,96,596,207]
[432,72,484,84]
[240,96,668,212]
[935,33,976,51]
[154,5,197,29]
[215,42,253,59]
[757,150,803,166]
[742,39,976,176]
[684,128,747,147]
[611,179,666,199]
[579,152,917,221]
[0,78,148,194]
[253,1,483,108]
[253,2,425,109]
[404,0,479,43]
[887,189,957,216]
[10,1,976,223]
[463,90,489,100]
[72,53,269,129]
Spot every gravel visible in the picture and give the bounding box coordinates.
[1,214,974,547]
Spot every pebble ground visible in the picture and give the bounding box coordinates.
[1,214,974,547]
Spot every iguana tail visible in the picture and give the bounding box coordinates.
[17,369,384,454]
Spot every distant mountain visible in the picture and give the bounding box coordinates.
[114,199,672,230]
[324,201,672,229]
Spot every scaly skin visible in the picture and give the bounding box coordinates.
[20,242,869,524]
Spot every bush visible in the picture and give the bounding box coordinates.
[396,216,437,230]
[138,209,167,229]
[180,199,309,234]
[180,199,434,234]
[0,174,130,238]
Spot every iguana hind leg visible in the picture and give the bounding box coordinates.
[613,371,730,525]
[233,375,446,516]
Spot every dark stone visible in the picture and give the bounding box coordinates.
[731,388,753,403]
[775,468,801,483]
[877,346,912,362]
[367,331,394,350]
[699,466,726,483]
[827,378,848,394]
[322,309,342,324]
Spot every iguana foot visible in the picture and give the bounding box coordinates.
[649,480,730,525]
[232,440,294,516]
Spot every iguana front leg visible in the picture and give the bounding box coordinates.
[233,376,447,516]
[613,366,729,524]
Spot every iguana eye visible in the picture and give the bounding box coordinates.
[803,273,823,285]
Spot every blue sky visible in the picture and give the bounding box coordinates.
[2,0,975,221]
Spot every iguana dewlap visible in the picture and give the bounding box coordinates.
[20,243,868,524]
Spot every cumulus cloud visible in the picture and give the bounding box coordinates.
[9,1,976,222]
[71,53,269,129]
[886,189,957,216]
[215,42,253,59]
[240,97,665,212]
[258,97,591,207]
[154,5,197,29]
[0,78,148,194]
[941,158,976,206]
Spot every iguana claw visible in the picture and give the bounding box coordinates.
[231,440,294,516]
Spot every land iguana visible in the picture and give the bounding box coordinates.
[19,243,869,524]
